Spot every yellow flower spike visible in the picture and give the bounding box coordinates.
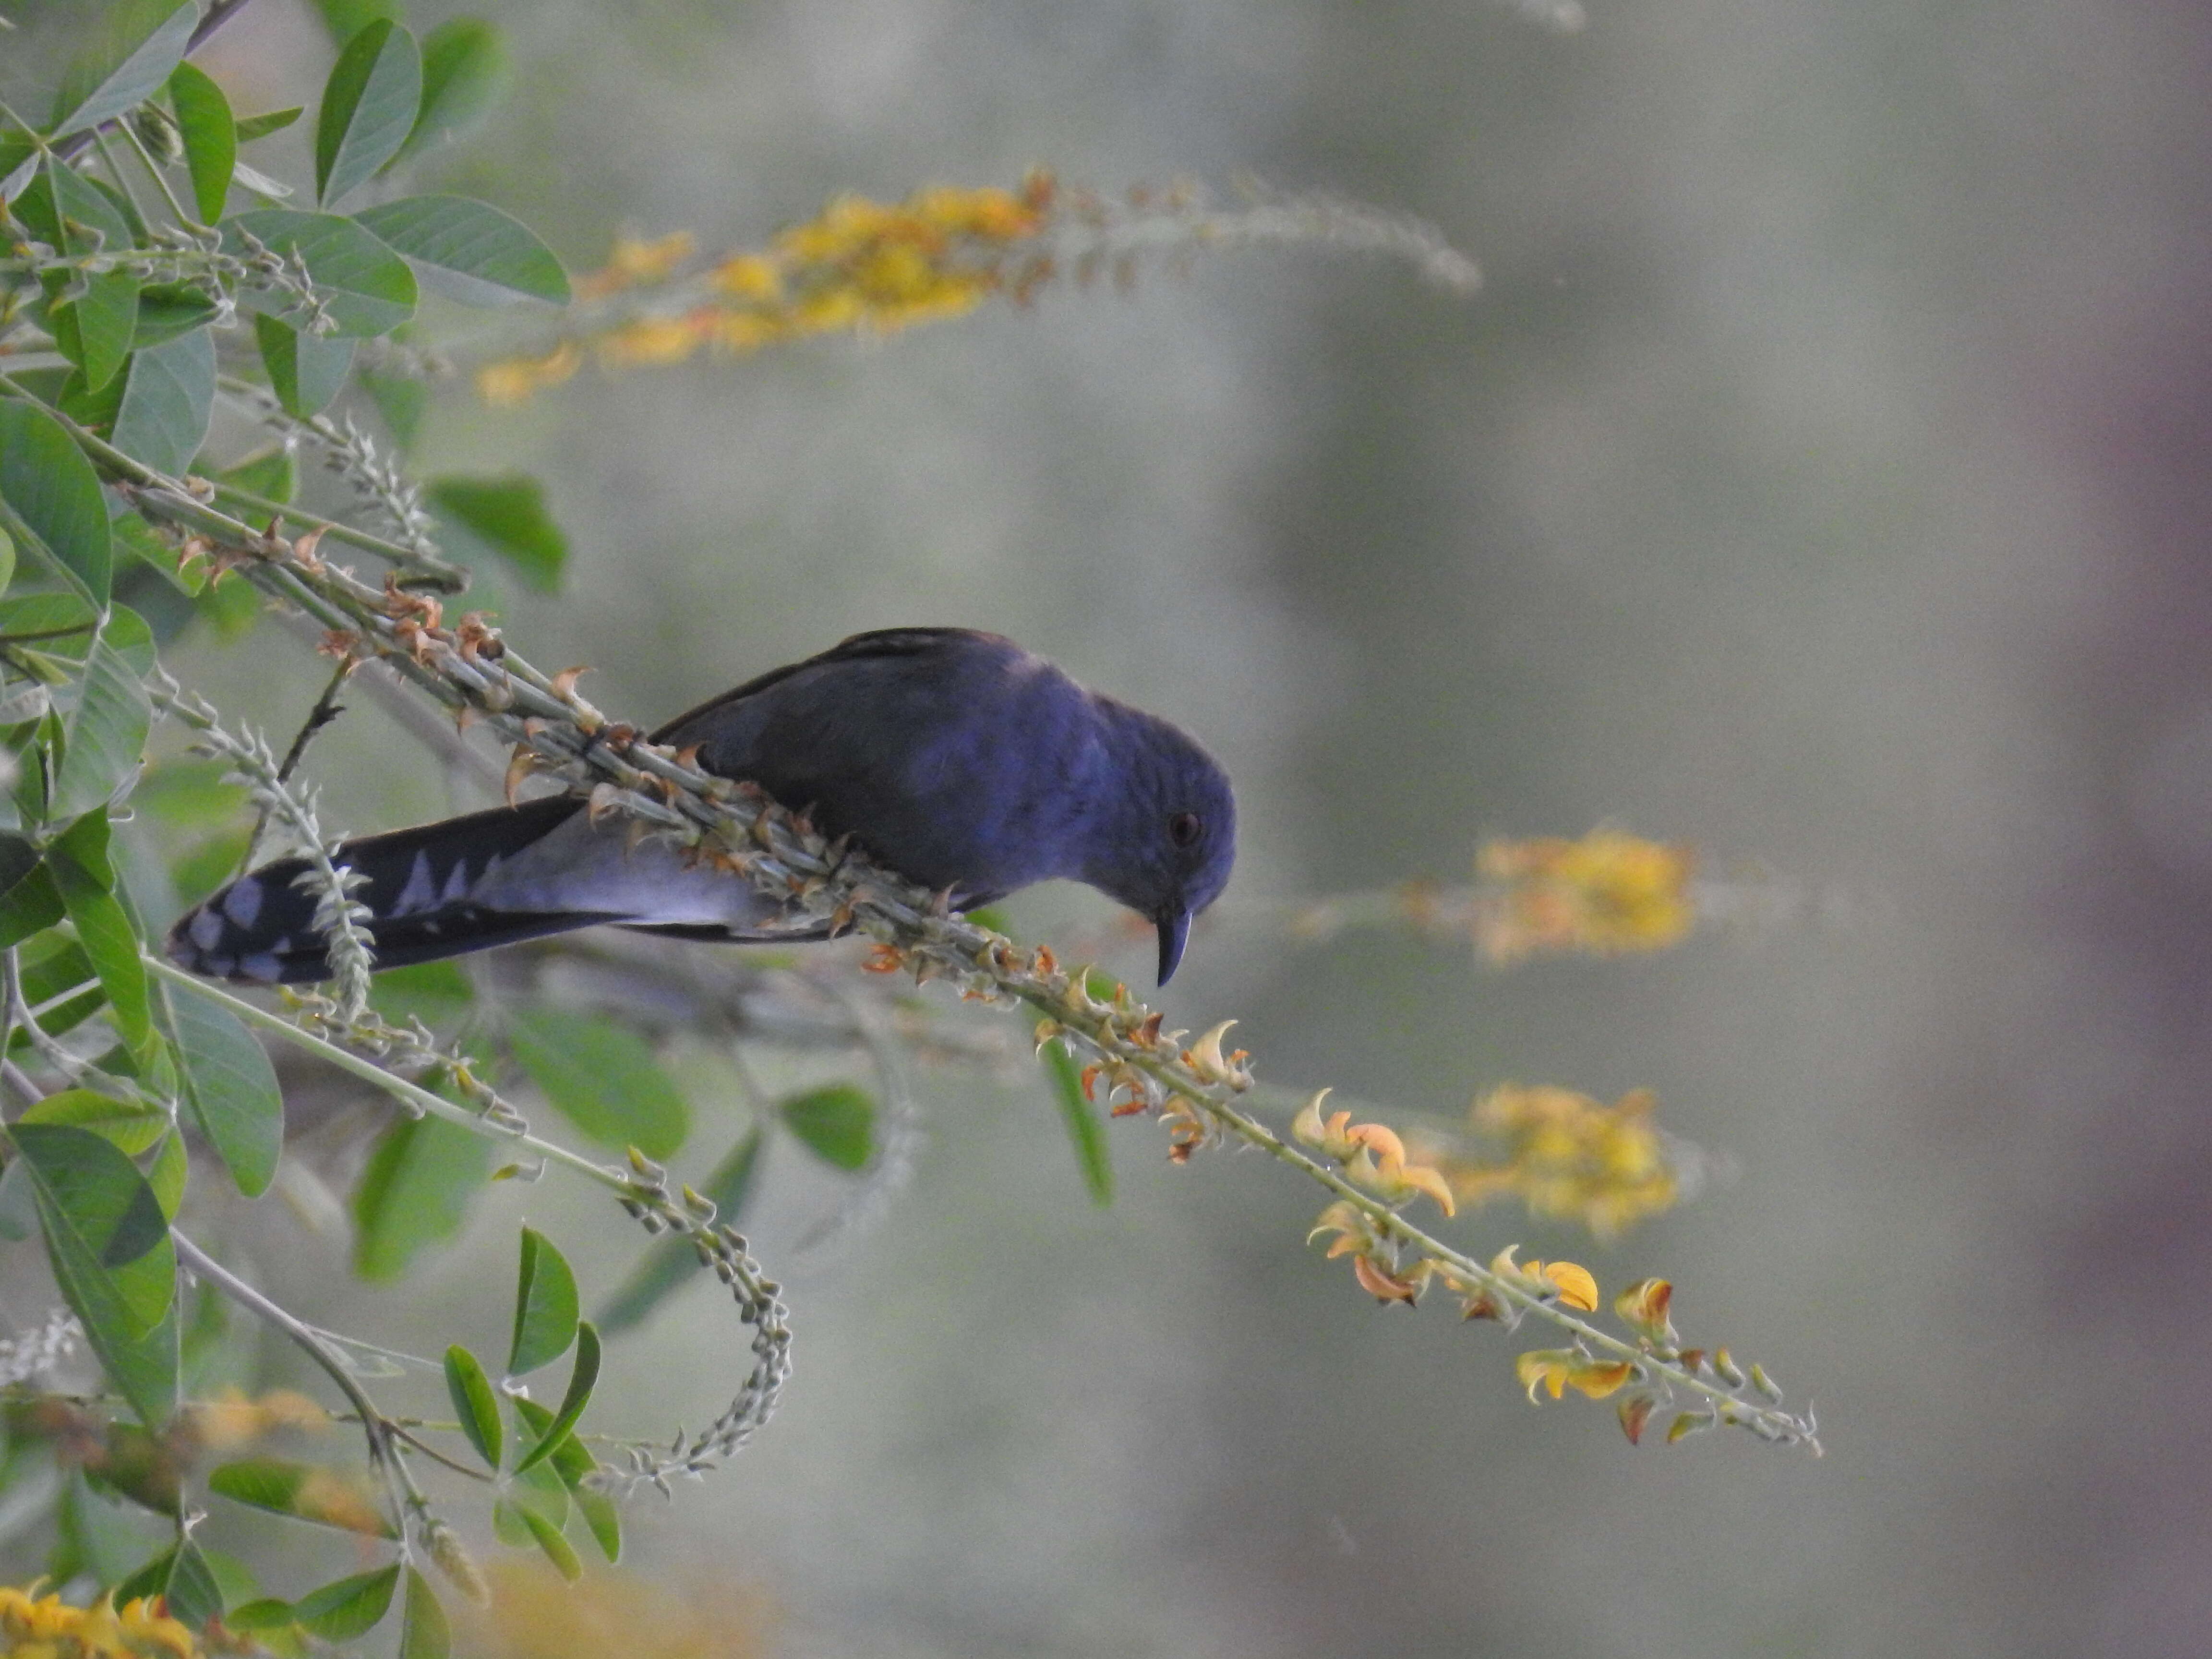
[1475,827,1695,963]
[1306,1199,1368,1254]
[710,253,783,301]
[119,1596,198,1658]
[594,313,705,367]
[1515,1349,1576,1402]
[475,339,583,407]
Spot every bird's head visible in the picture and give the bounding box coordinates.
[1088,706,1237,986]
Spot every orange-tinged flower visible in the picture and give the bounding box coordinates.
[1350,1255,1420,1304]
[0,1587,203,1656]
[1306,1199,1373,1259]
[1515,1349,1636,1404]
[709,254,783,301]
[1446,1083,1678,1239]
[1614,1276,1676,1343]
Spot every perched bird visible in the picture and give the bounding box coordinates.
[168,627,1236,988]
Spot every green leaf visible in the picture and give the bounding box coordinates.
[512,1396,618,1562]
[597,1126,759,1336]
[1042,1038,1112,1206]
[167,986,284,1198]
[507,1010,688,1159]
[512,1321,598,1477]
[132,283,220,350]
[361,370,427,451]
[48,814,155,1060]
[0,524,14,595]
[59,272,140,397]
[48,2,200,142]
[371,958,472,1025]
[253,313,355,420]
[233,106,305,144]
[395,20,509,168]
[0,858,64,950]
[513,1500,581,1582]
[399,1566,450,1659]
[115,1538,224,1630]
[508,1226,579,1376]
[354,195,569,305]
[223,210,419,338]
[350,1111,489,1281]
[167,63,237,225]
[208,1458,395,1535]
[109,325,216,477]
[52,615,154,821]
[423,473,567,592]
[0,398,111,606]
[12,1121,178,1425]
[315,20,421,206]
[226,1597,298,1631]
[146,1128,187,1218]
[294,1564,400,1643]
[442,1344,503,1469]
[20,1087,168,1156]
[218,445,298,505]
[780,1082,875,1172]
[313,0,405,44]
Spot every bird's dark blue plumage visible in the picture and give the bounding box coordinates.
[167,628,1236,987]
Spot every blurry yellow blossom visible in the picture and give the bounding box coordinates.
[0,1587,200,1657]
[475,340,582,408]
[1474,828,1695,963]
[1440,1083,1679,1239]
[573,232,696,299]
[177,1387,329,1453]
[1613,1276,1678,1344]
[474,173,1476,402]
[462,1560,772,1659]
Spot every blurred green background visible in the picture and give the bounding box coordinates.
[19,0,2212,1652]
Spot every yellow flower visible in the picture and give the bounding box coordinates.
[1514,1349,1636,1403]
[709,254,782,301]
[1475,828,1695,963]
[575,231,697,298]
[594,314,705,367]
[475,340,582,407]
[0,1588,203,1657]
[1445,1084,1678,1239]
[1290,1091,1454,1215]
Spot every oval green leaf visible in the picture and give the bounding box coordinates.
[167,62,237,225]
[20,1087,167,1156]
[0,399,111,607]
[294,1564,400,1643]
[48,813,155,1061]
[514,1501,581,1582]
[253,313,355,420]
[108,324,216,479]
[209,1458,395,1536]
[508,1226,579,1377]
[512,1321,599,1478]
[780,1082,876,1172]
[234,106,304,144]
[353,195,569,305]
[315,20,421,206]
[443,1344,503,1469]
[223,210,418,338]
[52,617,154,821]
[166,984,284,1198]
[352,1112,491,1281]
[424,473,567,592]
[400,1566,451,1659]
[48,1,200,141]
[395,19,510,168]
[507,1010,688,1160]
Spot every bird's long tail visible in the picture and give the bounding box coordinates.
[166,797,610,985]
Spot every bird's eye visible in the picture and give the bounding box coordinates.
[1168,811,1202,848]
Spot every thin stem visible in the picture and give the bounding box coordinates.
[170,1231,421,1542]
[116,117,193,228]
[144,956,622,1194]
[3,949,91,1083]
[204,465,466,589]
[240,657,352,869]
[87,129,153,237]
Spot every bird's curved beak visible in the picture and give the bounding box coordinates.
[1155,905,1192,986]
